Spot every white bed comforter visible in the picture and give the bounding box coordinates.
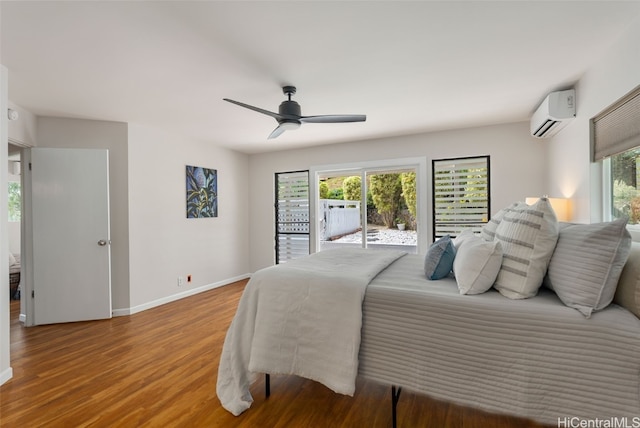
[216,248,406,416]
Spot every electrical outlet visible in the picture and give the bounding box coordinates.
[178,276,184,286]
[187,275,192,283]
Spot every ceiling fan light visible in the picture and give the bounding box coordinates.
[280,121,301,131]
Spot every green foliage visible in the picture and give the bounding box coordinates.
[342,176,361,201]
[8,182,20,222]
[319,181,329,199]
[366,190,374,208]
[327,188,344,200]
[611,148,640,189]
[400,172,416,217]
[369,173,402,227]
[613,179,640,220]
[612,150,640,223]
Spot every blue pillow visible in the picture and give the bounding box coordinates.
[424,235,456,280]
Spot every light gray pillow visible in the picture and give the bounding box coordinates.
[546,217,631,318]
[453,231,503,295]
[493,198,559,299]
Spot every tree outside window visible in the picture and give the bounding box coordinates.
[8,181,20,222]
[611,147,640,224]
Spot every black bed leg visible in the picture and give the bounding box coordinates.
[265,373,270,398]
[391,385,402,428]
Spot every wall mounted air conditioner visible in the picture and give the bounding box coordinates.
[530,89,576,138]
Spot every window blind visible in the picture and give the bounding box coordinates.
[275,170,310,264]
[592,85,640,161]
[432,156,490,239]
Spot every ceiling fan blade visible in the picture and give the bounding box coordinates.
[223,98,284,120]
[268,125,287,139]
[300,114,366,124]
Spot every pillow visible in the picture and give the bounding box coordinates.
[614,241,640,319]
[424,235,456,280]
[493,198,559,299]
[9,252,16,266]
[453,229,476,248]
[480,202,522,242]
[546,217,631,318]
[453,233,503,295]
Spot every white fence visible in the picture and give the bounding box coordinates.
[319,199,361,241]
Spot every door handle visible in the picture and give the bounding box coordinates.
[98,240,108,246]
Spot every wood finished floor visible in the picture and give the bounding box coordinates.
[1,280,550,427]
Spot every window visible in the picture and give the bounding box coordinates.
[606,149,640,224]
[594,85,640,227]
[432,156,490,239]
[275,170,310,264]
[8,181,20,222]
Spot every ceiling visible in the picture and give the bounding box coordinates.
[2,1,640,155]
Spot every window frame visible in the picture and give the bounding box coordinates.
[602,155,640,241]
[432,155,490,240]
[595,85,640,241]
[275,170,310,264]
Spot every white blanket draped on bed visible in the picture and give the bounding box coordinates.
[216,248,406,416]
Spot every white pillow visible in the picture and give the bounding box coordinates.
[453,229,476,248]
[453,232,503,295]
[9,252,16,266]
[493,198,559,299]
[547,218,631,318]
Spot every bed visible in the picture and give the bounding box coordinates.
[217,199,640,425]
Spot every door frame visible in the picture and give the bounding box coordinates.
[309,157,428,255]
[21,148,34,325]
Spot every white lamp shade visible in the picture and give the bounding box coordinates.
[525,197,571,222]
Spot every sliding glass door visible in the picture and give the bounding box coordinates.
[312,158,427,254]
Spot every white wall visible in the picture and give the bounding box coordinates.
[127,123,250,309]
[547,15,640,223]
[8,100,36,147]
[248,121,549,272]
[36,117,131,309]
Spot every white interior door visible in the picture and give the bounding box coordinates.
[30,148,111,325]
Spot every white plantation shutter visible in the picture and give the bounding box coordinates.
[433,156,490,239]
[275,170,310,263]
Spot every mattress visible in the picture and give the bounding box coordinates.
[359,254,640,425]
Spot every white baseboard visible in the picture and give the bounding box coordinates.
[0,366,13,386]
[111,273,251,317]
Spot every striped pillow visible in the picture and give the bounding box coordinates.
[493,198,559,299]
[480,202,522,241]
[547,218,631,317]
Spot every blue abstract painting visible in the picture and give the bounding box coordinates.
[186,165,217,218]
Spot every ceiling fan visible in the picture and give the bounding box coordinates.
[223,86,366,139]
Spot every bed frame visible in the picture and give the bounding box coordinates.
[264,374,403,428]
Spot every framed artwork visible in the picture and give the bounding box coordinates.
[186,165,218,218]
